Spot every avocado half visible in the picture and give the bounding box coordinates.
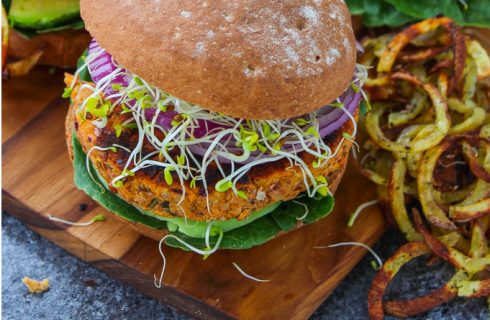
[7,0,82,32]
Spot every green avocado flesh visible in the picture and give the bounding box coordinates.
[140,202,280,238]
[8,0,80,31]
[71,132,335,250]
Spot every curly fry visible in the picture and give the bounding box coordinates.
[377,17,453,73]
[350,151,389,186]
[418,138,458,230]
[388,158,423,241]
[467,40,490,80]
[448,25,466,95]
[414,209,490,273]
[461,141,490,182]
[438,71,449,98]
[469,220,488,258]
[368,242,431,320]
[365,72,450,154]
[391,72,451,148]
[449,107,486,135]
[383,270,470,318]
[430,59,453,74]
[399,45,449,62]
[457,279,490,298]
[450,198,490,222]
[360,18,490,318]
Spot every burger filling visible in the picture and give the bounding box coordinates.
[66,39,365,249]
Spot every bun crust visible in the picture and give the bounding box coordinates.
[8,29,91,68]
[80,0,356,120]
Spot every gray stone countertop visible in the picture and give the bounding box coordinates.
[2,212,487,319]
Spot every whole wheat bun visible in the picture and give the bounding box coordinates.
[80,0,356,120]
[8,29,91,68]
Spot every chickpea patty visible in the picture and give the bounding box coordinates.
[65,75,355,221]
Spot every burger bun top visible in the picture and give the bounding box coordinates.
[81,0,356,120]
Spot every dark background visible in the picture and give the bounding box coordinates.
[2,212,487,319]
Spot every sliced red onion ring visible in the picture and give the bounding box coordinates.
[317,85,361,138]
[144,108,225,138]
[318,90,361,137]
[193,119,225,138]
[88,40,129,96]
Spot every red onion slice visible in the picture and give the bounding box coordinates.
[319,91,361,137]
[88,40,129,96]
[317,86,361,138]
[144,108,177,131]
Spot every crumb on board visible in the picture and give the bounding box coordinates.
[84,279,97,287]
[22,277,49,293]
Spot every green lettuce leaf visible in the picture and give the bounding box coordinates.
[166,197,334,250]
[71,133,335,250]
[346,0,415,27]
[346,0,490,28]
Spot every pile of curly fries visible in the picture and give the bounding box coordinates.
[355,17,490,319]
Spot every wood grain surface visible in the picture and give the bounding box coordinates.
[2,67,386,319]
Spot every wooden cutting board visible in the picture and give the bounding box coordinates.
[2,67,386,320]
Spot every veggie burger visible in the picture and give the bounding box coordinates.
[65,0,365,251]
